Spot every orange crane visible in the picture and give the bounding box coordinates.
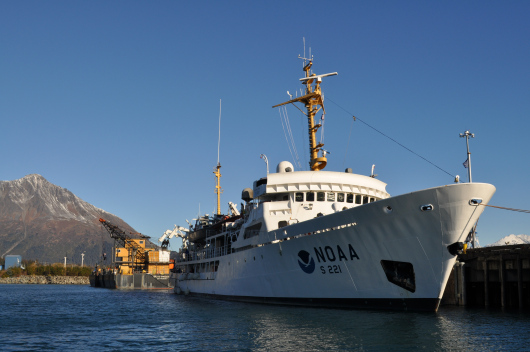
[99,218,148,273]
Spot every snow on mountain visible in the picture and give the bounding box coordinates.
[0,174,137,265]
[1,174,107,223]
[485,234,530,247]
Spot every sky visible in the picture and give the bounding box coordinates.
[1,1,529,249]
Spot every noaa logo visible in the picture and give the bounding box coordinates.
[297,250,315,274]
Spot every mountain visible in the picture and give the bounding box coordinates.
[485,234,530,247]
[0,174,138,266]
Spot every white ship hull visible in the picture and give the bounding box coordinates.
[173,182,495,311]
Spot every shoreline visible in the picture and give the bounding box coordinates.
[0,275,89,285]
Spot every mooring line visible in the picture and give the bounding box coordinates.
[480,204,530,214]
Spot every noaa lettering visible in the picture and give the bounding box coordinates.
[325,246,336,261]
[313,244,359,263]
[337,246,347,261]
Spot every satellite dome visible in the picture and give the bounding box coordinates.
[277,161,294,173]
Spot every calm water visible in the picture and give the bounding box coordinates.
[0,285,529,351]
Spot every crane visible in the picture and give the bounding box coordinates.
[159,225,189,249]
[99,218,148,272]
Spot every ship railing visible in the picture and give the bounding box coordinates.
[212,245,229,258]
[203,244,230,259]
[175,244,231,263]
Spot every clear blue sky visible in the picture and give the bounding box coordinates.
[1,1,529,248]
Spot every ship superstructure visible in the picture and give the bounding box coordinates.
[169,54,495,311]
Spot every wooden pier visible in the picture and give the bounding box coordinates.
[441,244,530,308]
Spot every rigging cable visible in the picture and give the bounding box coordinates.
[326,97,456,179]
[320,93,325,145]
[279,107,294,164]
[300,107,308,170]
[320,114,325,145]
[284,106,302,169]
[279,107,302,169]
[480,204,530,214]
[343,116,355,169]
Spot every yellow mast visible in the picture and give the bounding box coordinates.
[273,57,336,171]
[214,162,222,215]
[214,99,223,215]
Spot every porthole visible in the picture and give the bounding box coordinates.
[384,205,393,214]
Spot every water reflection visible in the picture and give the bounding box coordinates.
[1,286,529,352]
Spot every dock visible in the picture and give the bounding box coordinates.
[89,270,173,290]
[442,244,530,308]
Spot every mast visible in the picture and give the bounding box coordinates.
[214,99,223,215]
[273,55,337,171]
[214,163,221,215]
[460,130,474,183]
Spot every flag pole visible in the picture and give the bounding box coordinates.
[460,130,474,183]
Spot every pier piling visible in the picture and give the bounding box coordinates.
[441,244,530,308]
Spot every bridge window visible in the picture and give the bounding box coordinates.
[346,194,354,203]
[363,196,369,204]
[355,195,362,204]
[370,197,375,203]
[337,193,345,202]
[306,192,315,201]
[317,192,325,201]
[327,192,335,202]
[295,192,304,202]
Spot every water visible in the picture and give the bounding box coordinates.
[0,285,529,351]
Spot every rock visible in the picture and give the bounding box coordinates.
[0,275,89,285]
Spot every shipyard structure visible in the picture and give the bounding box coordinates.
[89,218,174,290]
[442,244,530,308]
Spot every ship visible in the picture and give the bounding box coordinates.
[169,53,496,311]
